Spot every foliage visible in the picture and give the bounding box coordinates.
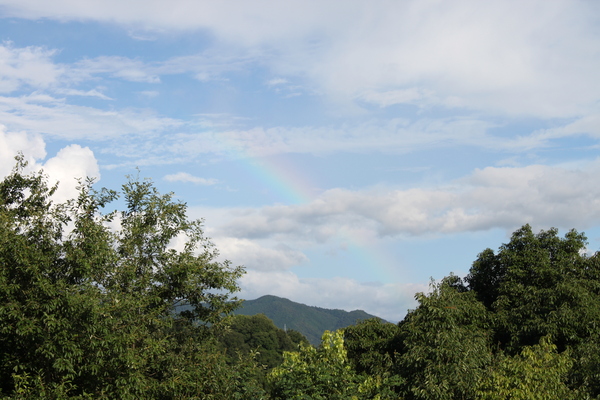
[0,158,254,398]
[268,330,396,400]
[477,337,577,400]
[219,313,304,369]
[465,224,600,397]
[264,226,600,398]
[396,276,492,400]
[467,225,597,352]
[344,318,400,377]
[286,329,310,348]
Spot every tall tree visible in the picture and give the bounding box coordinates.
[467,225,600,353]
[477,337,577,400]
[395,276,492,400]
[0,157,256,398]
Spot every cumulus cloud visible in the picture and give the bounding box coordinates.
[216,160,600,241]
[213,237,308,271]
[0,125,46,177]
[0,128,99,202]
[240,270,427,322]
[164,172,217,185]
[43,144,100,203]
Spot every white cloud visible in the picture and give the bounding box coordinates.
[215,160,600,241]
[54,88,113,100]
[0,128,99,203]
[139,90,159,98]
[167,118,498,159]
[213,237,308,271]
[266,78,288,86]
[42,144,100,203]
[0,125,46,177]
[1,1,598,118]
[71,56,160,83]
[0,32,597,164]
[164,172,217,185]
[356,88,437,108]
[240,270,426,322]
[0,94,184,141]
[532,114,600,141]
[0,43,63,92]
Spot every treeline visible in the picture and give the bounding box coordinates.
[268,224,600,399]
[2,158,600,398]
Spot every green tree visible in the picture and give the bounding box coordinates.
[344,318,400,377]
[477,337,576,400]
[219,313,302,369]
[286,329,310,348]
[396,276,492,400]
[467,225,596,353]
[0,158,259,398]
[268,330,394,400]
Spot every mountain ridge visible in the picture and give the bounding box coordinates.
[234,295,385,345]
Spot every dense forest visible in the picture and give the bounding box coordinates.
[2,158,600,399]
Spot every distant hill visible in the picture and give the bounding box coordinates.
[234,295,384,345]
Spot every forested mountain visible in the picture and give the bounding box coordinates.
[234,295,381,345]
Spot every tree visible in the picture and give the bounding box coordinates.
[219,313,302,369]
[268,330,395,400]
[467,225,595,352]
[477,337,577,400]
[463,225,600,397]
[0,157,255,398]
[395,276,492,400]
[344,318,399,377]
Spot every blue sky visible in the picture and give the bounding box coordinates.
[1,0,600,321]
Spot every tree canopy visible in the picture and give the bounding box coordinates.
[0,157,260,399]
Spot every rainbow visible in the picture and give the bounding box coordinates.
[215,133,401,283]
[243,155,314,205]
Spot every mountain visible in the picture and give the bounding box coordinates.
[234,295,384,345]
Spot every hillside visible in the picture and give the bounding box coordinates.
[234,295,384,345]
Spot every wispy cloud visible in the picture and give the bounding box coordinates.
[0,94,184,141]
[266,77,288,86]
[71,56,160,83]
[2,1,599,118]
[54,88,113,100]
[164,172,217,185]
[0,43,63,92]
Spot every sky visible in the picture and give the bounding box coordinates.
[0,0,600,322]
